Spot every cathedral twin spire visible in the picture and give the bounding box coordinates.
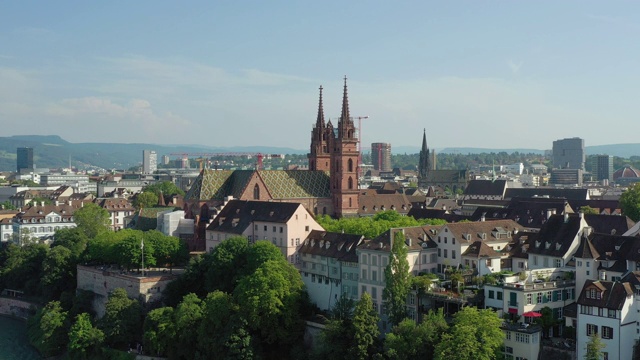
[314,76,352,137]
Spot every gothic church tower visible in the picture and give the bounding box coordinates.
[308,86,331,171]
[330,77,359,217]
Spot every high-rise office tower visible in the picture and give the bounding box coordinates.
[591,155,614,183]
[143,150,158,174]
[552,138,585,170]
[371,142,392,172]
[16,147,34,173]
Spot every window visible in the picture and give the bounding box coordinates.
[362,254,368,264]
[577,260,582,266]
[488,290,495,299]
[361,269,367,280]
[422,254,427,264]
[273,226,276,232]
[452,238,455,245]
[526,293,532,305]
[608,309,617,318]
[371,287,377,299]
[444,249,448,258]
[586,323,598,336]
[361,285,367,295]
[452,250,456,259]
[372,271,377,282]
[444,237,447,244]
[264,225,267,231]
[497,292,503,300]
[505,332,511,340]
[537,292,543,304]
[438,248,441,257]
[305,225,310,232]
[587,261,590,268]
[296,238,300,246]
[602,326,613,339]
[533,256,538,266]
[372,256,377,266]
[555,259,562,267]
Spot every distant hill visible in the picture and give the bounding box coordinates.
[2,135,640,171]
[0,135,306,171]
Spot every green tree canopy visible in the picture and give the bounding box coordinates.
[133,191,159,209]
[316,210,446,239]
[383,230,411,325]
[73,202,110,239]
[99,288,142,349]
[205,236,249,293]
[145,181,185,197]
[584,333,606,360]
[27,301,69,357]
[68,313,104,360]
[143,307,176,357]
[173,293,204,359]
[620,183,640,221]
[434,307,504,360]
[350,292,380,360]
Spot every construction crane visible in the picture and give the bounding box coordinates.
[353,116,369,178]
[169,152,284,170]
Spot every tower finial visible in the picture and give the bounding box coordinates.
[316,85,325,127]
[340,76,350,123]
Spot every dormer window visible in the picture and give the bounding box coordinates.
[556,243,561,251]
[545,242,551,249]
[535,241,541,248]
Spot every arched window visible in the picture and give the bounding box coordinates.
[348,177,354,189]
[348,158,353,172]
[254,184,260,200]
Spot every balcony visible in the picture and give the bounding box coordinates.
[503,280,575,291]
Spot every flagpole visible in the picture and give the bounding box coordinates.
[141,239,145,276]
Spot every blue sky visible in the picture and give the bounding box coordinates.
[1,1,639,151]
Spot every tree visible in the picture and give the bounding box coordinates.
[535,306,559,339]
[196,291,254,359]
[0,200,16,210]
[173,293,204,359]
[579,206,599,215]
[349,292,380,360]
[434,307,504,360]
[114,230,154,271]
[99,288,142,349]
[41,245,75,300]
[234,259,305,345]
[133,191,159,209]
[145,181,185,198]
[143,307,176,357]
[68,313,104,360]
[384,309,447,359]
[205,236,249,293]
[383,231,411,325]
[584,333,606,360]
[145,230,187,271]
[27,301,69,357]
[620,183,640,221]
[73,202,110,239]
[53,227,89,259]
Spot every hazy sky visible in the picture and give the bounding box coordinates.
[1,1,639,151]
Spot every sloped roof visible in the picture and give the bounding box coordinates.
[577,280,632,310]
[358,193,413,215]
[462,240,502,258]
[442,220,523,244]
[504,188,589,200]
[527,214,583,257]
[206,200,305,234]
[132,206,174,231]
[573,236,600,259]
[407,208,472,223]
[185,169,331,201]
[361,225,442,252]
[463,179,507,196]
[584,214,634,235]
[299,230,363,263]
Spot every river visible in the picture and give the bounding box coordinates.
[0,316,41,360]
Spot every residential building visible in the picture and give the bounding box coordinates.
[205,200,323,265]
[94,197,135,231]
[12,203,80,243]
[502,323,542,360]
[298,230,363,310]
[576,279,636,360]
[552,137,585,170]
[16,147,33,173]
[371,143,392,172]
[434,220,523,274]
[143,150,158,174]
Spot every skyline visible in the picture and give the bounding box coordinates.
[1,2,640,150]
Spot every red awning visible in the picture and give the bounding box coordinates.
[508,308,518,314]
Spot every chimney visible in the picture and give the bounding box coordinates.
[579,212,584,219]
[564,213,569,223]
[481,212,486,222]
[600,270,606,281]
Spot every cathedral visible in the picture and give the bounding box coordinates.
[184,78,361,219]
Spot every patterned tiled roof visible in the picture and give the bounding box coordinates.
[258,170,330,199]
[185,169,330,201]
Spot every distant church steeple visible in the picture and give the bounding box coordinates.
[338,76,354,140]
[418,129,430,188]
[308,85,331,171]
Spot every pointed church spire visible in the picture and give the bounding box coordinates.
[421,128,428,152]
[339,76,351,125]
[316,85,325,127]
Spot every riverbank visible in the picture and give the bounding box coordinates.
[0,315,41,359]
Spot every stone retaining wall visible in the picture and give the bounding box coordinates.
[0,297,37,320]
